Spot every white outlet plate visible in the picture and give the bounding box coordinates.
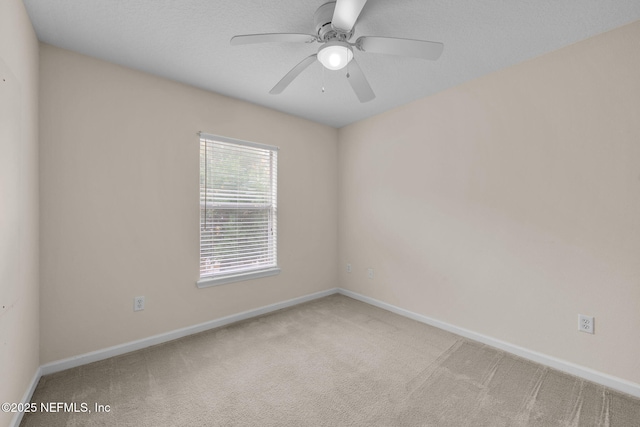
[134,296,145,311]
[578,314,594,334]
[367,268,374,279]
[347,263,352,273]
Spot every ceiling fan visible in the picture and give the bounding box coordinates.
[230,0,443,103]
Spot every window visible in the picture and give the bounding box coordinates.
[198,133,279,287]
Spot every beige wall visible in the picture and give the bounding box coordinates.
[39,45,338,363]
[0,0,40,424]
[338,21,640,384]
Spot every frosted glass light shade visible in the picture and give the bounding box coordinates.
[318,41,354,70]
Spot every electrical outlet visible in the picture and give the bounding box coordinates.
[367,268,374,279]
[134,296,145,312]
[578,314,594,334]
[346,263,352,273]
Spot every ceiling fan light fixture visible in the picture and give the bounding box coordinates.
[318,41,353,70]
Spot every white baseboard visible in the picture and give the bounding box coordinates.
[40,287,338,376]
[10,366,42,427]
[337,288,640,399]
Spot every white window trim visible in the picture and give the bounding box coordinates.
[197,133,280,288]
[199,132,279,152]
[197,267,281,288]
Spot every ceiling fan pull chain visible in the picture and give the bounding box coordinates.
[322,65,326,93]
[346,46,350,78]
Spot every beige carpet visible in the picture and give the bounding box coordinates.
[21,294,640,426]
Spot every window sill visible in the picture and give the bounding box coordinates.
[197,267,281,288]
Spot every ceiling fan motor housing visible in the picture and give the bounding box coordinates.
[314,2,353,41]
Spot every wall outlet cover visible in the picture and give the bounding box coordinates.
[134,296,145,311]
[578,314,594,334]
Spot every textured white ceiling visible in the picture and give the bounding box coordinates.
[23,0,640,128]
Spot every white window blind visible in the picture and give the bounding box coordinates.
[199,134,278,282]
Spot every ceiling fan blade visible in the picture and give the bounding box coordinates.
[346,58,375,103]
[332,0,368,33]
[270,54,317,94]
[231,33,317,46]
[356,36,444,60]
